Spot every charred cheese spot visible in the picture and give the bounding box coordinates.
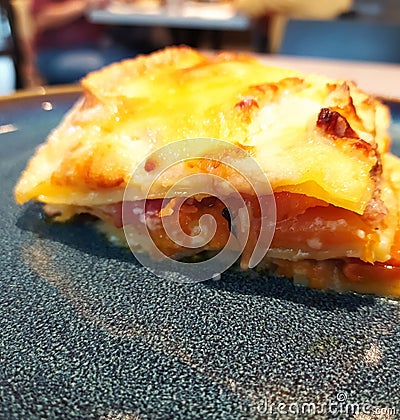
[235,97,259,123]
[317,108,359,139]
[144,158,157,172]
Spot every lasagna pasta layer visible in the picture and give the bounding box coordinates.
[14,47,400,296]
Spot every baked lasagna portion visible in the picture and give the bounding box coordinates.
[15,46,400,297]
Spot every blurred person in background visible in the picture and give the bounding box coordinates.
[10,0,41,87]
[31,0,141,84]
[234,0,353,52]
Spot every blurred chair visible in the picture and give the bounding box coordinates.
[279,19,400,63]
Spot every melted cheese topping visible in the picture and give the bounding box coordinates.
[15,47,389,216]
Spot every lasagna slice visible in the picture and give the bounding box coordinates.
[14,46,400,297]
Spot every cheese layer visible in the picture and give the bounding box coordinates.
[15,47,390,216]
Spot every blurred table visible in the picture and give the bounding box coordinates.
[88,1,249,30]
[257,54,400,100]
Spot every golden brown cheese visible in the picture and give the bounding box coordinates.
[15,47,390,215]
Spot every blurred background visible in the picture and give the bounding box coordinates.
[1,0,399,96]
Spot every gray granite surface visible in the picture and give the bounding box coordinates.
[0,92,399,419]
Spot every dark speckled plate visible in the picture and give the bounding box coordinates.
[1,89,400,420]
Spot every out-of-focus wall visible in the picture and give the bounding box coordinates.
[0,57,15,95]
